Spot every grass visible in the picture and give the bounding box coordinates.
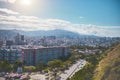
[93,43,120,80]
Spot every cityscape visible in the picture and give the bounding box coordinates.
[0,0,120,80]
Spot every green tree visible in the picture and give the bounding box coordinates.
[24,66,36,72]
[36,61,44,72]
[0,61,12,72]
[47,59,62,70]
[13,60,23,72]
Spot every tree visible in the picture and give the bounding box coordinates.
[47,59,62,71]
[36,61,44,72]
[0,61,12,72]
[13,60,23,72]
[47,59,62,68]
[24,66,36,72]
[67,78,70,80]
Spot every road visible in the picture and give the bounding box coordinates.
[30,74,45,80]
[0,77,5,80]
[59,59,87,80]
[0,60,86,80]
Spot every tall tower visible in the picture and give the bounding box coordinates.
[15,33,20,45]
[15,33,25,45]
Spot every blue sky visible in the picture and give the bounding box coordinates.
[0,0,120,37]
[38,0,120,26]
[21,0,120,26]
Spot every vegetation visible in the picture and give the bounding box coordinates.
[0,61,12,72]
[36,61,44,72]
[24,66,36,72]
[70,63,93,80]
[93,43,120,80]
[13,60,23,72]
[69,52,102,80]
[69,43,120,80]
[47,59,62,69]
[70,45,107,50]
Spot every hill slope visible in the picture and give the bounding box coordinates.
[93,43,120,80]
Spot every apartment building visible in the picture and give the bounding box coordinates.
[22,46,70,66]
[0,48,22,63]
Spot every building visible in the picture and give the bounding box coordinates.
[22,46,70,66]
[6,40,14,46]
[0,48,22,63]
[21,35,24,41]
[0,40,3,47]
[15,33,25,45]
[0,45,70,66]
[46,36,56,40]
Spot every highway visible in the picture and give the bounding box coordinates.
[59,59,87,80]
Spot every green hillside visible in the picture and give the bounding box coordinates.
[93,44,120,80]
[69,43,120,80]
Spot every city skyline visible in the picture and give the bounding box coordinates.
[0,0,120,37]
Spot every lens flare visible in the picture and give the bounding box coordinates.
[21,0,31,5]
[8,0,16,3]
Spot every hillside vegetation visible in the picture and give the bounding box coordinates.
[93,43,120,80]
[69,43,120,80]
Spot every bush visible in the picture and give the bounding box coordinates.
[24,66,36,72]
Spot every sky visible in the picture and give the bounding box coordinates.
[0,0,120,37]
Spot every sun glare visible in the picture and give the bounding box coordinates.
[21,0,31,6]
[8,0,16,3]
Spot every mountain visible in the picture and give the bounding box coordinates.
[0,29,98,39]
[20,29,81,38]
[0,30,17,39]
[93,43,120,80]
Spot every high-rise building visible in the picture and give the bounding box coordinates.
[0,48,22,63]
[15,33,25,45]
[0,40,3,47]
[21,35,24,41]
[22,46,70,66]
[6,40,14,46]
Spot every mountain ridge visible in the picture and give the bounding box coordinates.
[0,29,98,39]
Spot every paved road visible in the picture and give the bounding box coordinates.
[0,77,5,80]
[59,59,87,80]
[30,74,46,80]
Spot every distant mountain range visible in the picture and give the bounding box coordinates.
[0,29,98,39]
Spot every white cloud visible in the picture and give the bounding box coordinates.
[0,0,7,2]
[8,0,16,3]
[0,8,120,37]
[79,16,84,19]
[0,0,16,3]
[0,8,19,15]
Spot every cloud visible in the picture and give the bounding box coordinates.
[0,0,7,2]
[8,0,16,3]
[0,0,16,3]
[79,16,84,19]
[0,8,19,15]
[0,8,120,37]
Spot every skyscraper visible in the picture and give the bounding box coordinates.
[15,33,24,45]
